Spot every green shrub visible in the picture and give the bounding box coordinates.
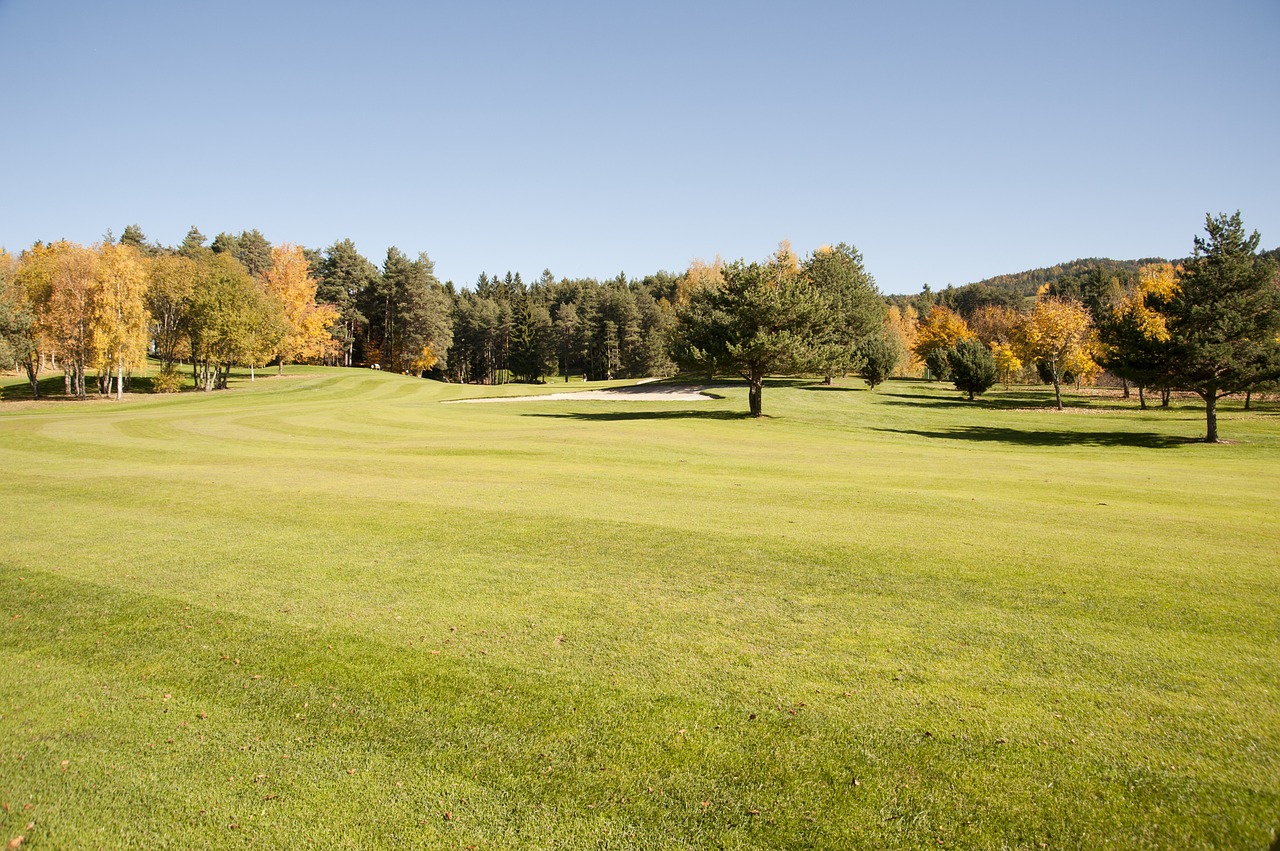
[947,338,998,400]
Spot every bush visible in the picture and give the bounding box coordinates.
[152,369,182,394]
[947,339,998,401]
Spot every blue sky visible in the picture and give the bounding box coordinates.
[1,1,1276,294]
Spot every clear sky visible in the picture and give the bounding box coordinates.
[1,1,1276,294]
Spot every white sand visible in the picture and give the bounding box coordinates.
[445,384,711,404]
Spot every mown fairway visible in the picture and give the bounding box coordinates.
[1,368,1277,849]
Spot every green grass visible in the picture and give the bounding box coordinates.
[1,368,1277,849]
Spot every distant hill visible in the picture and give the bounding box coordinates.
[890,248,1278,318]
[887,256,1169,317]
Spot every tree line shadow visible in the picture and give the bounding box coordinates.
[874,425,1200,449]
[522,410,753,422]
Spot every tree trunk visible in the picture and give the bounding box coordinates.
[116,364,123,401]
[1121,378,1129,399]
[277,360,283,376]
[968,388,975,401]
[1161,387,1170,408]
[1138,384,1146,410]
[25,362,39,399]
[748,371,764,418]
[1051,373,1063,410]
[1244,389,1252,411]
[1204,392,1219,443]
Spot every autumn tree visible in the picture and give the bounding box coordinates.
[912,306,973,381]
[21,242,100,398]
[93,243,150,399]
[990,342,1022,388]
[1153,212,1280,442]
[677,256,724,306]
[187,254,284,390]
[260,244,339,373]
[146,254,198,374]
[1097,262,1178,409]
[884,304,922,377]
[1013,295,1096,410]
[674,251,830,417]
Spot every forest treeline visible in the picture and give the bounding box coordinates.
[2,217,1278,438]
[0,227,874,394]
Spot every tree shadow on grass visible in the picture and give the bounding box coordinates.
[797,385,863,392]
[876,390,1079,410]
[522,410,754,422]
[874,425,1200,449]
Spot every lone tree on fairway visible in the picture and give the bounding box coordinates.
[1154,212,1280,442]
[675,248,830,417]
[947,337,998,400]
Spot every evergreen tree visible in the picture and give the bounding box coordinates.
[857,333,900,390]
[179,226,209,258]
[1154,212,1280,442]
[803,243,883,383]
[947,338,998,400]
[318,239,378,366]
[675,254,830,417]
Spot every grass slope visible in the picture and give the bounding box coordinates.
[1,369,1277,849]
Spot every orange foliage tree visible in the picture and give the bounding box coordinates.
[261,244,339,373]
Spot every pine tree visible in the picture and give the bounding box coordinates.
[1154,212,1280,442]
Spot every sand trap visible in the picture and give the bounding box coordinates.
[445,384,712,404]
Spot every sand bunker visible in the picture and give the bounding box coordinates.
[446,384,711,404]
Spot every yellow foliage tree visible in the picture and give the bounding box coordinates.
[408,344,439,374]
[93,242,150,399]
[677,256,724,305]
[1013,295,1096,409]
[885,305,923,377]
[1126,262,1178,342]
[260,244,339,373]
[990,341,1022,387]
[19,241,100,398]
[771,239,800,273]
[913,306,973,378]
